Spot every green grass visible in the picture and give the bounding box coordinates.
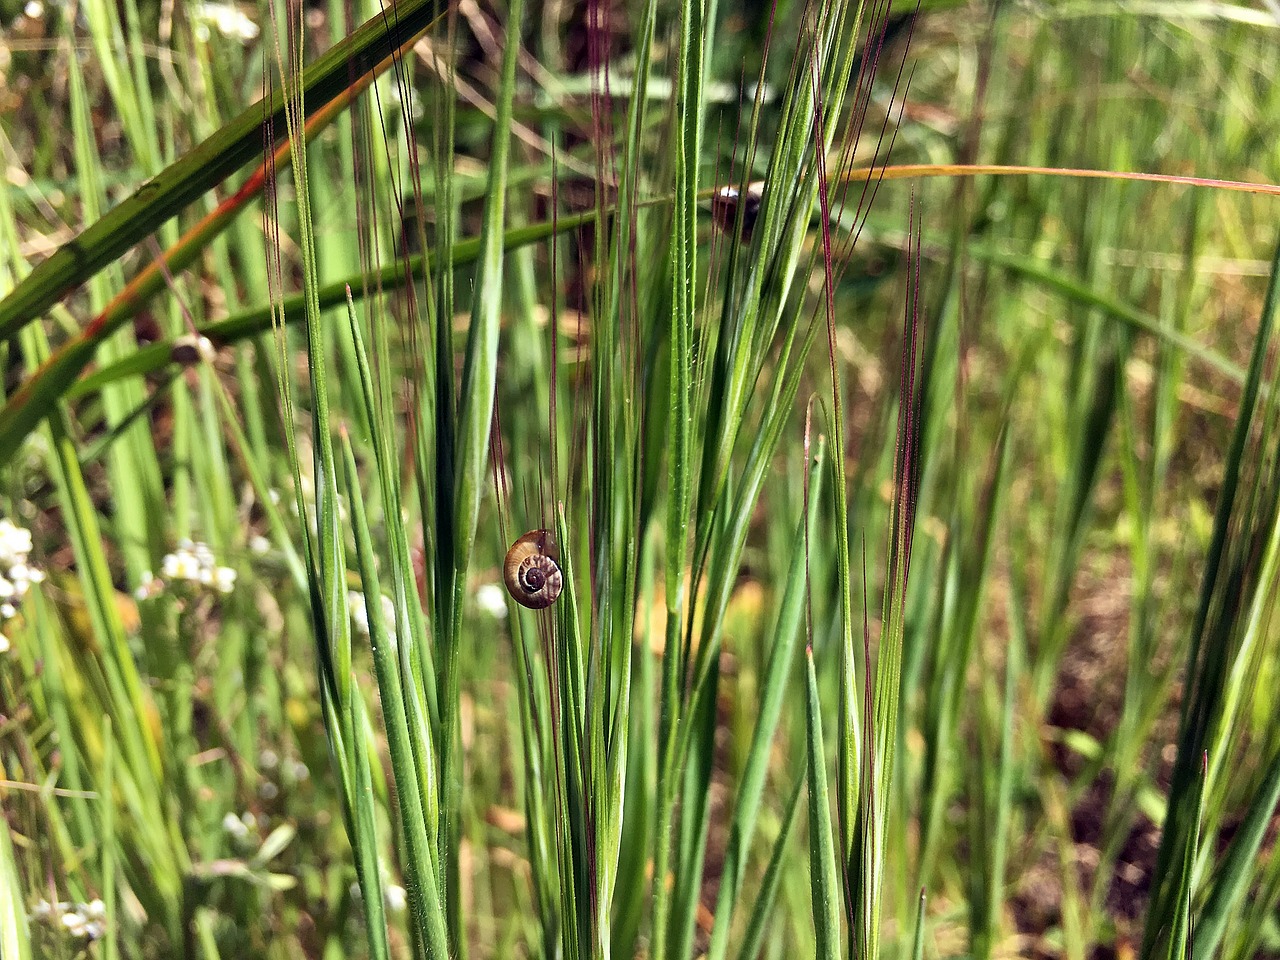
[2,1,1280,959]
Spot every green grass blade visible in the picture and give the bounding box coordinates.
[911,889,927,960]
[440,0,524,946]
[707,437,827,960]
[1192,741,1280,958]
[0,810,31,960]
[1140,238,1280,958]
[736,775,805,960]
[805,647,842,960]
[0,0,446,338]
[341,428,449,960]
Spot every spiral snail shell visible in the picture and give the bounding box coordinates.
[503,529,563,609]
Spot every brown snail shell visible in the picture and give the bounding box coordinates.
[503,529,563,609]
[710,181,764,241]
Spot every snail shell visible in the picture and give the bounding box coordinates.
[710,181,764,241]
[503,529,563,609]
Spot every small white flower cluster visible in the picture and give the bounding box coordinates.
[349,591,397,639]
[348,879,408,913]
[223,810,266,844]
[0,518,45,653]
[475,582,508,620]
[258,749,309,784]
[137,540,236,598]
[30,898,107,940]
[191,2,260,43]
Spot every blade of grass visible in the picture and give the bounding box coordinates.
[806,646,842,960]
[706,437,827,960]
[737,775,806,960]
[0,0,447,338]
[1141,238,1280,958]
[0,28,436,462]
[1192,739,1280,958]
[341,427,448,959]
[0,805,31,960]
[439,0,524,947]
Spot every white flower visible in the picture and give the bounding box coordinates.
[349,591,397,638]
[476,582,508,619]
[249,535,270,555]
[30,900,58,920]
[0,520,34,561]
[0,518,44,640]
[223,812,249,840]
[135,570,158,600]
[31,899,107,940]
[385,884,407,912]
[192,2,260,43]
[214,567,237,594]
[154,541,236,595]
[0,633,9,654]
[61,912,86,935]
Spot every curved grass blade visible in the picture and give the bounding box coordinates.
[0,810,31,960]
[1192,741,1280,958]
[341,429,449,960]
[0,28,433,459]
[736,775,805,960]
[706,437,827,960]
[806,647,842,960]
[0,0,446,338]
[63,211,594,403]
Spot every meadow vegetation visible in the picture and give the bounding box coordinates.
[1,1,1279,958]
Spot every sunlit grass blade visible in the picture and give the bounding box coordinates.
[707,437,827,960]
[0,0,446,338]
[1141,239,1280,959]
[736,776,806,960]
[0,29,435,461]
[340,427,448,959]
[806,646,842,960]
[0,802,31,960]
[1192,739,1280,958]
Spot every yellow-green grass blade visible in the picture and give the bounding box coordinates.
[706,436,827,960]
[736,775,806,960]
[806,647,842,960]
[0,789,32,960]
[0,19,443,463]
[0,0,446,339]
[1140,239,1280,959]
[341,429,448,960]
